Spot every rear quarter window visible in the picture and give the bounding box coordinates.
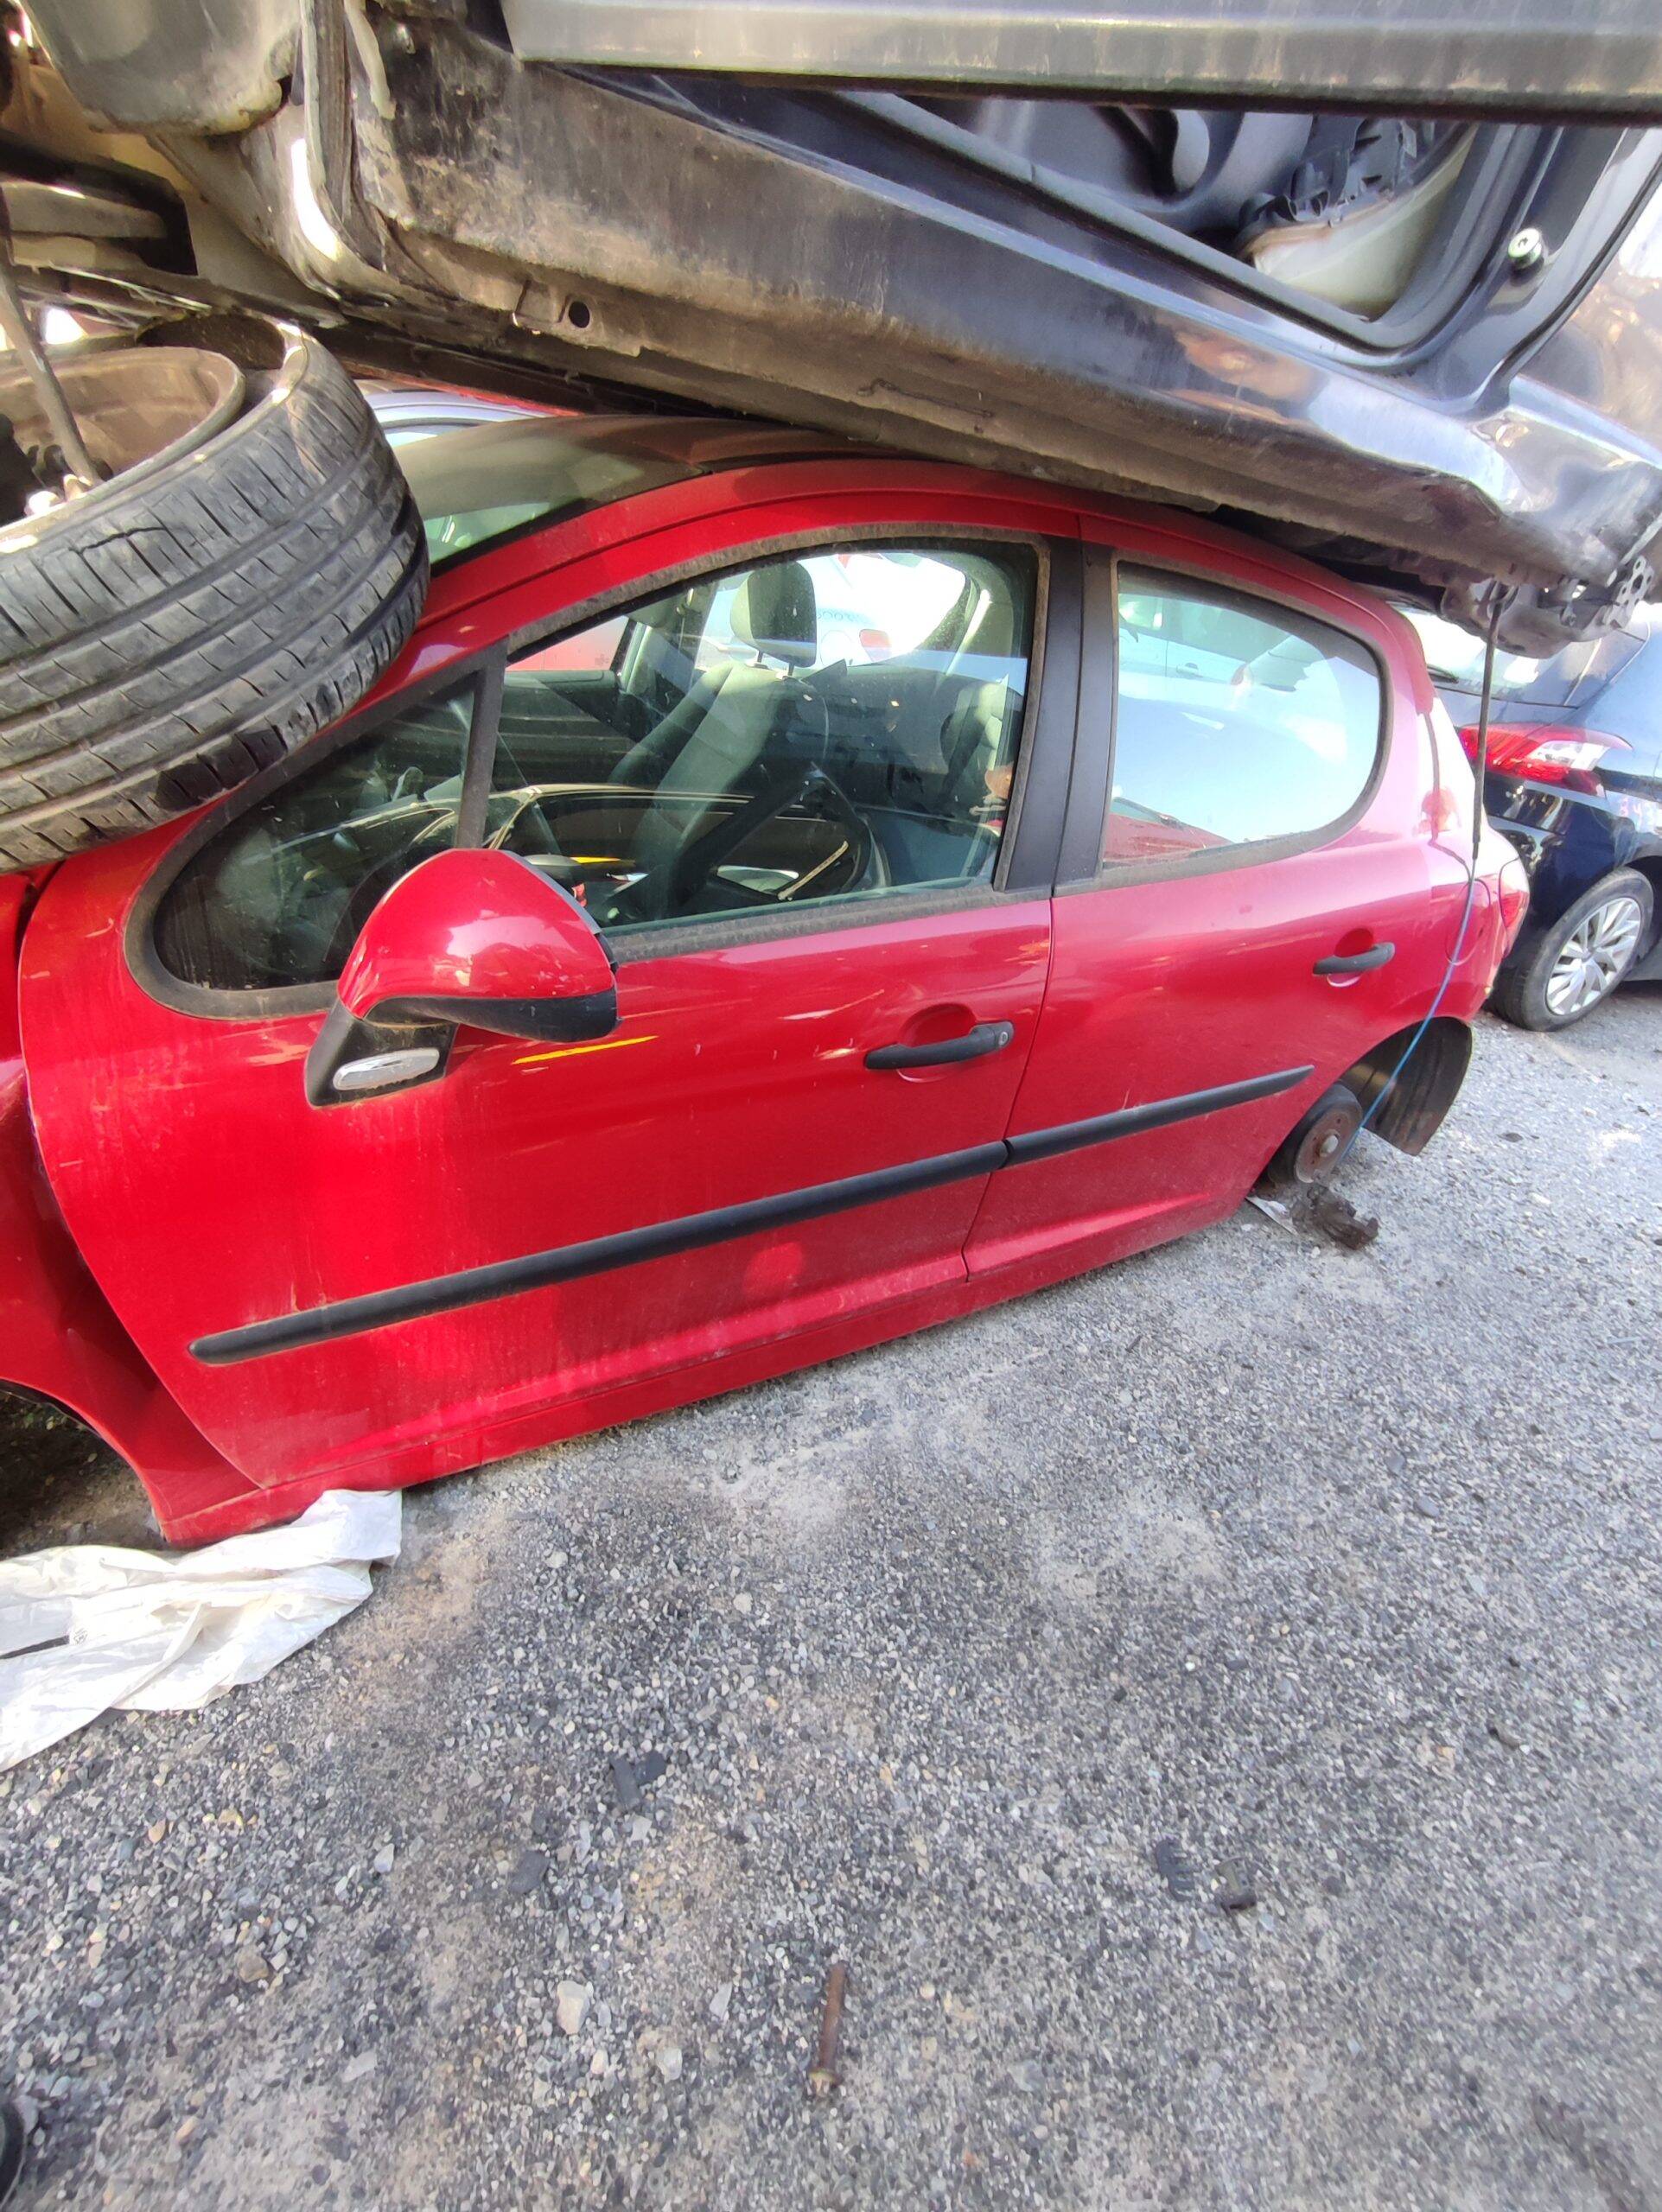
[1107,570,1383,865]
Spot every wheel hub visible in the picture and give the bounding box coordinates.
[1294,1097,1361,1184]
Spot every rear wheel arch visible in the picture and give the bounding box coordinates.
[1338,1016,1473,1155]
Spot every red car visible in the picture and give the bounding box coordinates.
[1,416,1525,1543]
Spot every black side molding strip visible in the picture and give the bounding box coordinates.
[191,1143,1006,1366]
[1003,1066,1311,1169]
[190,1065,1313,1366]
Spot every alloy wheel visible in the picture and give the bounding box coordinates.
[1544,893,1645,1018]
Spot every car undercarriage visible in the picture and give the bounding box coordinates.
[4,2,1662,652]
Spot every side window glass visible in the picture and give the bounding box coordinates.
[487,543,1035,932]
[1109,570,1381,865]
[152,679,475,991]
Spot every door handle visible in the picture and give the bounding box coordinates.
[1314,942,1395,976]
[866,1020,1015,1071]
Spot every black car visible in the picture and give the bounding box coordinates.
[1404,606,1662,1028]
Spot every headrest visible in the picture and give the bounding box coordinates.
[732,562,818,667]
[943,679,1010,737]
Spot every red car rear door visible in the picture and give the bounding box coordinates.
[19,483,1078,1497]
[966,535,1471,1281]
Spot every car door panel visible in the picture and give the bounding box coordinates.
[18,489,1072,1493]
[966,542,1467,1277]
[21,820,1051,1484]
[966,839,1454,1275]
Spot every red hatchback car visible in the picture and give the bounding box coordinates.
[2,416,1525,1543]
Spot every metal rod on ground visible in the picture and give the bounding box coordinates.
[808,1960,849,2097]
[0,254,99,486]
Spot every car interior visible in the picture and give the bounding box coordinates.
[152,544,1035,994]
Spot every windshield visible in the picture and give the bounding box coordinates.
[398,414,831,572]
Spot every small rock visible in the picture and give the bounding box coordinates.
[232,1945,270,1985]
[1214,1866,1259,1914]
[556,1981,591,2037]
[1488,1719,1524,1751]
[146,1821,168,1845]
[342,2052,377,2084]
[1152,1838,1196,1900]
[653,2041,684,2084]
[708,1981,733,2024]
[589,2050,609,2078]
[1411,1496,1439,1521]
[733,1592,753,1617]
[372,1845,395,1877]
[636,1751,668,1788]
[506,1848,547,1897]
[174,2117,198,2145]
[608,1758,643,1812]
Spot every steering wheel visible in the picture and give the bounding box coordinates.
[322,810,458,972]
[600,759,872,927]
[321,779,577,974]
[485,788,564,858]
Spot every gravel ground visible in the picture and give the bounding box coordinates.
[3,990,1659,2211]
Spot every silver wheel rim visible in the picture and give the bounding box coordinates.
[1544,893,1645,1017]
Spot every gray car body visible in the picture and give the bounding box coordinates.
[16,0,1662,652]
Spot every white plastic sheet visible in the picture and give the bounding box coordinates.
[0,1488,402,1770]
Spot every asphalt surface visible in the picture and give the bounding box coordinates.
[3,989,1659,2211]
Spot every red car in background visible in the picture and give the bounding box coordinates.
[1,416,1525,1542]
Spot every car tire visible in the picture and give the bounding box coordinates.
[1490,868,1653,1031]
[0,322,426,872]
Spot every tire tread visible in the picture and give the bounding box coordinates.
[0,333,427,872]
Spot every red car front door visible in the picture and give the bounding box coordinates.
[19,480,1075,1503]
[966,538,1473,1281]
